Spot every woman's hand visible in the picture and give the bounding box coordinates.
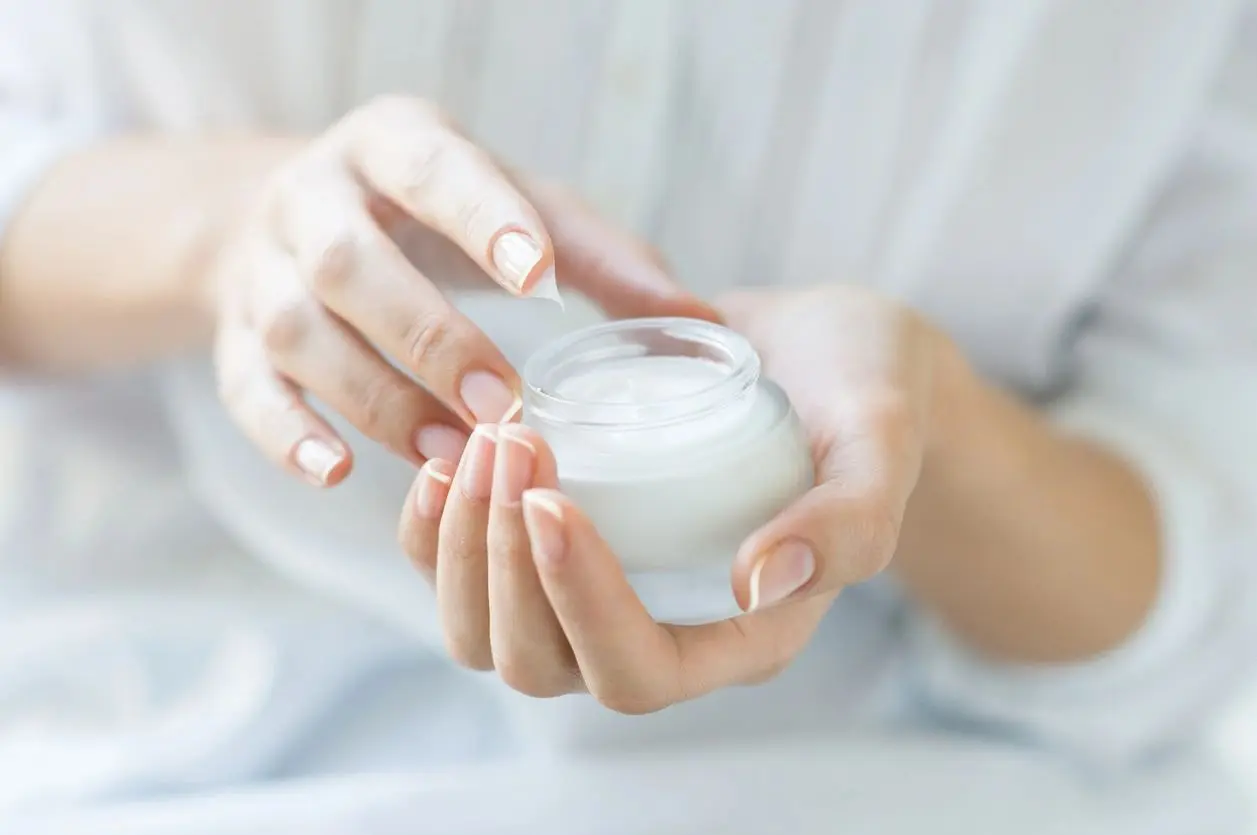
[209,95,714,486]
[716,286,952,607]
[397,285,957,712]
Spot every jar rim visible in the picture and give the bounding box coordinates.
[522,317,761,430]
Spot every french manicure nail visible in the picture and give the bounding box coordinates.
[494,426,536,506]
[461,425,498,500]
[492,230,546,290]
[415,460,454,520]
[415,424,469,462]
[748,541,816,611]
[460,371,520,423]
[522,490,567,568]
[294,438,345,486]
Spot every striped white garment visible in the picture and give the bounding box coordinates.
[1,1,1257,831]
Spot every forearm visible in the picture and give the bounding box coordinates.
[0,135,302,372]
[893,346,1161,664]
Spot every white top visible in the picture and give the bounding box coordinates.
[2,1,1257,832]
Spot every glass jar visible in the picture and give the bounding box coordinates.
[523,318,814,624]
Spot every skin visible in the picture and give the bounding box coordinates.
[0,96,717,482]
[399,288,1160,713]
[0,96,1161,714]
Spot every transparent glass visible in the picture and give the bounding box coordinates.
[523,318,814,624]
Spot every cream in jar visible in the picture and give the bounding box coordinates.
[523,318,814,624]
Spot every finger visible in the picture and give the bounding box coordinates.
[732,425,920,610]
[337,96,553,295]
[526,179,722,322]
[277,175,522,425]
[734,485,901,610]
[253,251,469,465]
[214,321,351,487]
[521,491,823,712]
[437,425,497,670]
[520,489,686,713]
[399,458,456,583]
[486,425,577,698]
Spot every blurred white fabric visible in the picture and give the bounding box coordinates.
[1,738,1248,835]
[1,1,1257,832]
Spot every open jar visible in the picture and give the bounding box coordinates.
[523,318,814,624]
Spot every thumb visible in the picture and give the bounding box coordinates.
[732,480,904,612]
[526,181,721,323]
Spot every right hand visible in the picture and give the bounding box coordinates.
[209,96,715,486]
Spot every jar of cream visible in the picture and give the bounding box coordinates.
[523,318,814,625]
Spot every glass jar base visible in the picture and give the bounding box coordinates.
[627,566,742,626]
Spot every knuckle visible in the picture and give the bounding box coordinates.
[398,525,437,579]
[402,312,456,372]
[740,634,793,688]
[214,367,250,416]
[406,97,450,126]
[453,197,498,245]
[589,684,665,717]
[643,244,671,272]
[404,548,437,583]
[304,229,362,295]
[362,94,446,127]
[259,298,315,356]
[212,342,247,407]
[496,656,571,700]
[363,93,412,121]
[444,634,495,673]
[742,658,790,687]
[397,136,456,202]
[351,374,407,438]
[849,502,900,579]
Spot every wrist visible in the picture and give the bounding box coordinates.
[921,328,981,476]
[913,327,1035,511]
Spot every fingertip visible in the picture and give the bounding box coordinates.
[673,297,725,325]
[521,488,568,570]
[498,423,559,480]
[731,517,798,609]
[415,424,470,463]
[491,228,554,295]
[742,540,817,612]
[324,454,354,486]
[293,437,353,487]
[496,422,546,455]
[424,457,457,482]
[415,458,455,520]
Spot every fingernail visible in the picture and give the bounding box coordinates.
[460,371,520,423]
[415,424,469,461]
[494,426,536,506]
[460,425,498,500]
[747,541,816,611]
[294,438,345,486]
[415,460,454,520]
[522,490,567,568]
[492,230,546,290]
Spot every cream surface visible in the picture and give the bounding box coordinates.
[526,269,564,309]
[553,355,726,404]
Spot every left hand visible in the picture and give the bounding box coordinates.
[397,285,958,713]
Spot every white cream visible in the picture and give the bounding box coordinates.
[524,318,814,624]
[526,267,564,310]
